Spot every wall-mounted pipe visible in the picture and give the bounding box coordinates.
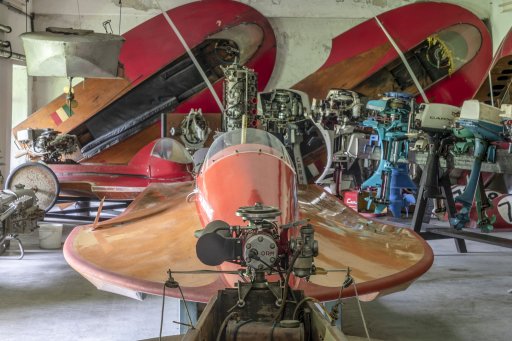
[0,39,11,59]
[0,49,25,61]
[0,24,12,33]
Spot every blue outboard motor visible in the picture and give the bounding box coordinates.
[451,100,506,230]
[361,92,416,217]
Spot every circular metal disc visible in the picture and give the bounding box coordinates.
[6,162,60,212]
[236,203,281,220]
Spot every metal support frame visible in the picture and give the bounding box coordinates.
[474,173,494,232]
[0,234,24,259]
[45,197,130,223]
[413,141,512,251]
[161,112,168,138]
[412,138,467,253]
[352,136,512,251]
[425,228,512,249]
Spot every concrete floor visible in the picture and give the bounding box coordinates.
[1,226,511,341]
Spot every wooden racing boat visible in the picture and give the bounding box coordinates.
[64,129,433,302]
[13,0,276,163]
[293,2,492,106]
[51,137,193,200]
[46,113,221,200]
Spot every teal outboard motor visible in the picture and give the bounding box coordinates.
[452,100,506,230]
[361,92,416,217]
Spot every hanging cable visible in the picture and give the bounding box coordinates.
[489,71,495,107]
[353,281,371,341]
[76,0,81,29]
[158,284,166,341]
[165,270,195,330]
[118,0,122,35]
[25,0,28,32]
[329,267,354,327]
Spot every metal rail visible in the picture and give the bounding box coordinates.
[425,228,512,249]
[47,197,129,223]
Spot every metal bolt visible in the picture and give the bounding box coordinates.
[270,257,275,263]
[270,243,275,249]
[246,243,252,249]
[258,236,263,242]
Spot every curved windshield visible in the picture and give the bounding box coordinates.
[203,128,293,170]
[151,138,193,164]
[430,23,481,74]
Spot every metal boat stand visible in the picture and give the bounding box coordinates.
[412,139,512,252]
[412,138,468,252]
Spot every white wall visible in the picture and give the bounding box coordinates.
[0,1,31,178]
[490,1,512,53]
[0,58,11,182]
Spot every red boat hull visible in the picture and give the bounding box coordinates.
[293,2,491,106]
[64,150,432,302]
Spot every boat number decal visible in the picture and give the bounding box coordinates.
[497,196,512,224]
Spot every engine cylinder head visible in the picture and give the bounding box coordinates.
[222,64,258,132]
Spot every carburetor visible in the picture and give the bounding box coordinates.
[196,203,319,279]
[222,63,258,132]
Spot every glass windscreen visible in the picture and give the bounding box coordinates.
[428,23,481,74]
[203,128,294,170]
[151,138,193,164]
